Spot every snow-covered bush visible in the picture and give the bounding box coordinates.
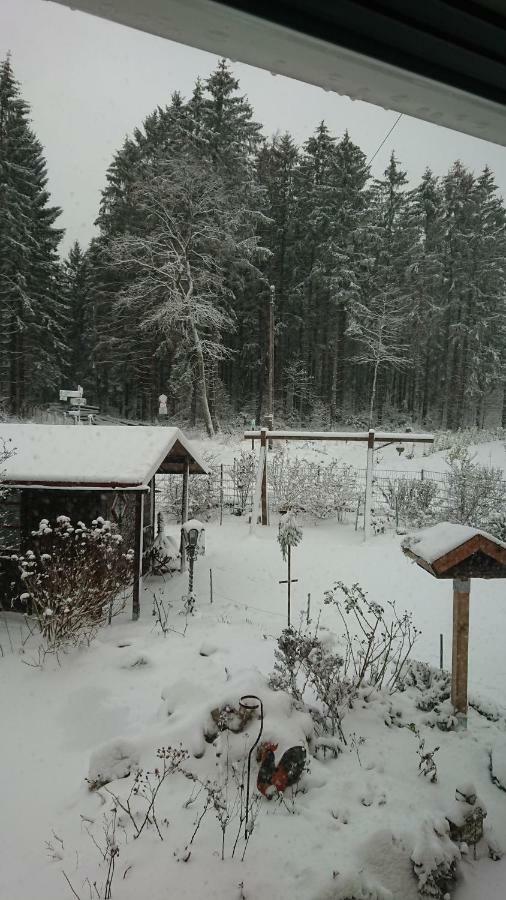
[433,426,506,454]
[324,582,420,693]
[403,661,450,712]
[232,450,256,514]
[17,516,133,655]
[411,817,460,898]
[270,627,351,741]
[270,455,358,520]
[316,871,391,900]
[380,477,441,530]
[444,446,505,527]
[270,583,419,740]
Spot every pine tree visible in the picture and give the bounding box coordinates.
[62,241,95,394]
[347,153,415,425]
[0,55,67,414]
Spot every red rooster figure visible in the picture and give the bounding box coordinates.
[257,742,306,798]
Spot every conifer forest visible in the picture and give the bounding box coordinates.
[1,55,506,435]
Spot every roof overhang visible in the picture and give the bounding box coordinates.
[48,0,506,147]
[403,530,506,579]
[0,424,207,491]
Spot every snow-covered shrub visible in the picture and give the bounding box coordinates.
[433,426,506,455]
[232,450,256,514]
[380,477,440,530]
[444,446,505,527]
[270,585,418,740]
[88,738,140,790]
[270,627,351,741]
[483,509,506,542]
[403,661,450,712]
[17,516,133,654]
[323,582,420,693]
[401,723,440,783]
[411,817,460,898]
[315,871,391,900]
[270,456,358,520]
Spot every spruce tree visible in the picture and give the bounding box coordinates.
[0,55,67,414]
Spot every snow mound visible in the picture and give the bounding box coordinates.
[119,650,152,669]
[160,668,314,761]
[88,738,140,790]
[412,816,460,898]
[315,871,392,900]
[490,736,506,791]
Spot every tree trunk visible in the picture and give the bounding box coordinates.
[190,317,214,437]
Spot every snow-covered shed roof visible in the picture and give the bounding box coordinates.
[402,523,506,579]
[0,424,207,490]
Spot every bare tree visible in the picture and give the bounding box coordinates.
[107,157,264,436]
[346,291,409,427]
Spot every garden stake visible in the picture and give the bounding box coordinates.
[239,695,264,839]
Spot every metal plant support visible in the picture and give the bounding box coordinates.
[239,694,264,838]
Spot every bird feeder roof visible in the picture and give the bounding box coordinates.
[402,522,506,579]
[0,423,207,491]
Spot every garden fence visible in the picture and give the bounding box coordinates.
[156,456,506,533]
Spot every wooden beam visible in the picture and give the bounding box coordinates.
[132,491,144,621]
[452,577,470,725]
[244,430,434,444]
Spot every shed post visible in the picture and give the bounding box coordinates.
[132,491,144,621]
[260,428,268,526]
[363,429,375,540]
[149,475,156,538]
[180,456,190,572]
[452,577,470,727]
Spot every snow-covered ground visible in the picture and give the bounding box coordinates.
[2,504,506,899]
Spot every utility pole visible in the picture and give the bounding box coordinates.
[267,285,275,449]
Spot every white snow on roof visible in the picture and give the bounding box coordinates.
[0,424,207,488]
[402,522,506,565]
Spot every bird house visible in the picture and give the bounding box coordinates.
[402,523,506,727]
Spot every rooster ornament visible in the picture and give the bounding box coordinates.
[257,742,306,798]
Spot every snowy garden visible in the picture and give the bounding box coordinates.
[2,429,506,900]
[2,7,506,896]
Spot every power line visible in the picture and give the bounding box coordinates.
[368,113,403,165]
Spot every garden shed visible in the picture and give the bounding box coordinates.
[0,424,207,617]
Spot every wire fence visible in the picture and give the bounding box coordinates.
[156,455,505,532]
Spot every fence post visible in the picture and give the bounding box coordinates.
[261,428,268,526]
[364,429,375,540]
[421,468,425,481]
[220,464,224,526]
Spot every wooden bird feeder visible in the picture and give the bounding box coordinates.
[402,523,506,728]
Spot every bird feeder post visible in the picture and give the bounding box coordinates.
[452,577,470,728]
[402,523,506,732]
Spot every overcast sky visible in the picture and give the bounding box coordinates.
[2,0,506,253]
